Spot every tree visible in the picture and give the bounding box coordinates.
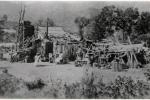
[90,5,118,41]
[133,12,150,45]
[89,5,141,41]
[0,20,4,42]
[123,7,139,38]
[2,14,8,22]
[88,8,100,19]
[37,18,44,26]
[47,18,55,27]
[75,17,89,40]
[88,17,106,41]
[37,18,55,27]
[74,5,150,44]
[135,12,150,35]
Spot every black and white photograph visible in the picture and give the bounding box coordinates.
[0,0,150,99]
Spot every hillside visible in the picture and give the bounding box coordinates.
[0,1,150,32]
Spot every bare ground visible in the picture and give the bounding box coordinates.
[0,61,147,84]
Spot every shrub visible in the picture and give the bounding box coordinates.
[104,76,145,98]
[25,78,46,90]
[64,67,104,98]
[0,72,23,96]
[42,79,65,98]
[63,67,150,99]
[144,68,150,81]
[0,67,149,99]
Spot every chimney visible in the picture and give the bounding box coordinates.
[46,17,49,38]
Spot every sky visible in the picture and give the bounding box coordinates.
[0,1,150,32]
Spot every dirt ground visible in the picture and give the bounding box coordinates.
[0,61,84,84]
[0,61,147,84]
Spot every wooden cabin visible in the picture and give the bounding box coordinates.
[37,26,80,62]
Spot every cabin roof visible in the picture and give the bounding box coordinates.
[38,26,80,41]
[38,26,66,37]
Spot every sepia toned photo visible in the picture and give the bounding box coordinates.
[0,0,150,99]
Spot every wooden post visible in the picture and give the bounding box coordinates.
[22,6,25,49]
[16,10,21,51]
[17,6,22,51]
[46,17,49,39]
[128,36,139,68]
[17,5,25,50]
[130,52,133,68]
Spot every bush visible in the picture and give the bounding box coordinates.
[0,72,24,96]
[63,68,150,99]
[104,76,149,98]
[25,79,46,90]
[42,79,65,98]
[64,67,103,98]
[0,67,149,99]
[144,68,150,81]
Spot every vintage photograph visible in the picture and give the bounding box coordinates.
[0,0,150,99]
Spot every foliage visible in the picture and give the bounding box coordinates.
[64,67,100,98]
[80,5,150,44]
[47,18,55,27]
[0,72,24,96]
[38,78,66,98]
[0,20,4,42]
[37,18,55,27]
[25,78,46,90]
[0,68,149,99]
[64,68,150,99]
[2,14,8,23]
[144,68,150,81]
[75,17,89,40]
[135,12,150,35]
[105,76,149,98]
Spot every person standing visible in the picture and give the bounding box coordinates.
[34,53,41,66]
[49,53,53,63]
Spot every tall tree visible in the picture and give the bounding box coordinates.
[134,12,150,46]
[75,17,89,40]
[37,18,44,26]
[47,18,55,27]
[89,5,141,41]
[0,20,4,42]
[123,7,139,38]
[90,5,118,41]
[135,12,150,35]
[37,18,55,27]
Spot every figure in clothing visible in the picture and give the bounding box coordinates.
[34,53,41,66]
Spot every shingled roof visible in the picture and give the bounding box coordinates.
[38,27,66,38]
[38,26,80,41]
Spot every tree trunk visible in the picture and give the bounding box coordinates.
[79,28,84,41]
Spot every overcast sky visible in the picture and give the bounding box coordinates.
[0,1,150,32]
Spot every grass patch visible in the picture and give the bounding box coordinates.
[0,72,24,96]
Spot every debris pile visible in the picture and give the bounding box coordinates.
[74,37,149,71]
